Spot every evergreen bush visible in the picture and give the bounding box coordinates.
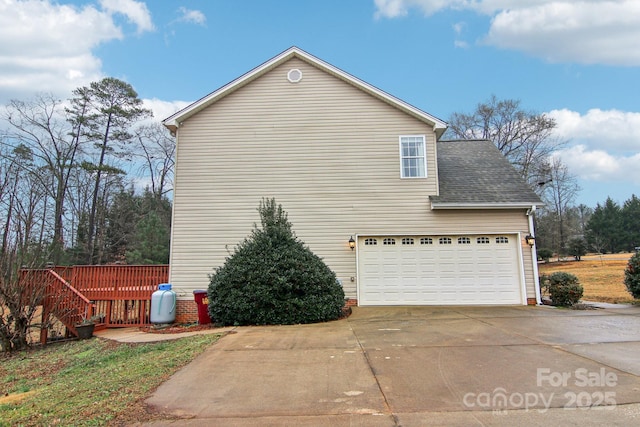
[537,248,553,262]
[208,198,345,326]
[567,238,587,261]
[546,272,583,306]
[624,252,640,299]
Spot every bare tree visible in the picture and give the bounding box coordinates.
[64,164,94,254]
[0,142,54,351]
[3,94,86,263]
[0,144,22,272]
[445,95,563,188]
[0,266,46,351]
[0,78,172,270]
[134,123,176,198]
[0,143,46,272]
[541,157,581,254]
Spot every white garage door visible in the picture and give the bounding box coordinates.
[358,235,523,305]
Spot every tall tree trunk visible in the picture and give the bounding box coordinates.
[87,114,112,264]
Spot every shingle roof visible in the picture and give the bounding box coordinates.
[430,140,543,209]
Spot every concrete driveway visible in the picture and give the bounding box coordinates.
[144,305,640,426]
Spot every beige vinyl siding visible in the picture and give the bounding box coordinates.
[169,57,537,302]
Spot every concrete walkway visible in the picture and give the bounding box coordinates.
[135,305,640,426]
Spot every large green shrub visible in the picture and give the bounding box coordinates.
[208,198,345,326]
[544,272,583,307]
[624,252,640,299]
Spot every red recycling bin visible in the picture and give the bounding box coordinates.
[193,290,211,324]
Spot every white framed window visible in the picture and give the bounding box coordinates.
[399,135,427,178]
[458,237,471,244]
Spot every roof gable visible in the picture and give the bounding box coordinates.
[163,46,447,136]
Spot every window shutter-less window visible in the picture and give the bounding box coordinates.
[399,135,426,178]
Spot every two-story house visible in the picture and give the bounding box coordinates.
[163,47,543,322]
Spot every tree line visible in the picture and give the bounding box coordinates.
[0,78,175,282]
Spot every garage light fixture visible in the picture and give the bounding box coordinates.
[348,236,356,251]
[525,235,536,247]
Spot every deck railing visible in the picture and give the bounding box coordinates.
[72,265,169,327]
[20,265,169,338]
[42,270,95,337]
[71,265,169,300]
[20,269,95,344]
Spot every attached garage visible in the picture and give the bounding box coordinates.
[357,234,525,306]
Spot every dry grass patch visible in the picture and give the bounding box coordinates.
[538,253,635,304]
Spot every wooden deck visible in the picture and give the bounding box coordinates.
[20,265,169,342]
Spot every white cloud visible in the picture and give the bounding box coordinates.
[452,21,465,34]
[176,6,206,26]
[374,0,640,66]
[141,98,191,123]
[100,0,154,33]
[374,0,518,18]
[452,21,469,48]
[549,108,640,185]
[552,145,640,184]
[375,0,470,18]
[0,0,153,104]
[549,108,640,153]
[374,0,409,18]
[485,1,640,66]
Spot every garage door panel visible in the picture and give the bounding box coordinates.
[359,235,522,305]
[458,262,476,274]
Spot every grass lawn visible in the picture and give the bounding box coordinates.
[538,253,636,304]
[0,333,222,426]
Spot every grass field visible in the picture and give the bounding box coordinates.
[538,253,635,304]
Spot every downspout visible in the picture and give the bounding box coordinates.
[527,205,542,304]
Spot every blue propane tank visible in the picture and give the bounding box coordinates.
[150,283,176,323]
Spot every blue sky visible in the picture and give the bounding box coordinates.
[1,0,639,208]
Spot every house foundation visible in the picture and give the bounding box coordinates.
[175,299,199,324]
[175,297,536,324]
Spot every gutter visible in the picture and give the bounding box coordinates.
[527,205,542,305]
[430,202,542,210]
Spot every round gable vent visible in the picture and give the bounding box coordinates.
[287,68,303,83]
